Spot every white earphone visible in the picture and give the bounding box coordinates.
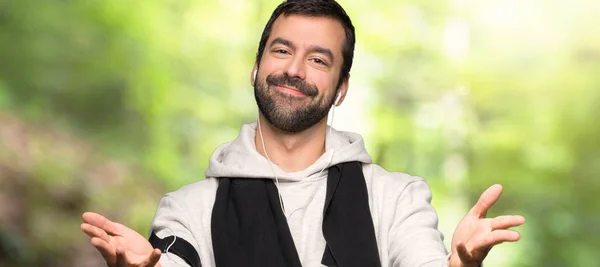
[334,91,342,106]
[253,70,257,81]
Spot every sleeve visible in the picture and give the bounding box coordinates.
[388,180,449,267]
[149,194,202,267]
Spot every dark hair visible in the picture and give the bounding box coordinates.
[255,0,355,88]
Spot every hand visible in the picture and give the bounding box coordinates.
[449,184,526,267]
[81,212,162,267]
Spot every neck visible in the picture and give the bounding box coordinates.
[255,113,328,172]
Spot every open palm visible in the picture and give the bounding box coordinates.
[81,212,162,267]
[450,184,526,267]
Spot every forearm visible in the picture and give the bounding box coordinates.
[158,253,191,267]
[150,195,201,267]
[388,180,448,266]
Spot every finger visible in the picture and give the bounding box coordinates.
[456,240,473,262]
[491,215,526,230]
[91,237,117,266]
[458,238,492,264]
[490,229,521,244]
[81,223,111,243]
[82,212,121,236]
[469,184,503,217]
[142,249,162,267]
[115,244,127,267]
[473,229,521,250]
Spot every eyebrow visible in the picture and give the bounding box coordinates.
[270,37,294,49]
[269,37,335,63]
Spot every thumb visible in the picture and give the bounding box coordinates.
[469,184,503,217]
[143,249,162,267]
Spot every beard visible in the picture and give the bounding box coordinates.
[254,72,337,133]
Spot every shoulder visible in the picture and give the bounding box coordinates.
[362,163,432,199]
[363,163,426,186]
[163,178,219,210]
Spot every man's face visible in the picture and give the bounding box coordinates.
[254,15,347,133]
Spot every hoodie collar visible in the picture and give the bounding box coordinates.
[205,122,372,181]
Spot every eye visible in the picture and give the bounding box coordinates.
[311,58,328,66]
[274,49,289,54]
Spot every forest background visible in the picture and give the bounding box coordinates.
[1,0,599,266]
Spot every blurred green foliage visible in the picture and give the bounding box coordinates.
[0,0,599,266]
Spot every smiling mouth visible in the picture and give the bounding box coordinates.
[273,85,308,97]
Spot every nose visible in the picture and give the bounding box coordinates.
[284,54,306,80]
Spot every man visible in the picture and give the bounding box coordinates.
[80,0,525,266]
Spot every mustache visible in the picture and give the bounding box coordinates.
[266,73,318,97]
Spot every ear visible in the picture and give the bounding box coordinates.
[334,75,350,106]
[250,65,258,86]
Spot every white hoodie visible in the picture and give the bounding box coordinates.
[150,123,448,267]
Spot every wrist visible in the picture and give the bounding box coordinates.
[448,253,480,267]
